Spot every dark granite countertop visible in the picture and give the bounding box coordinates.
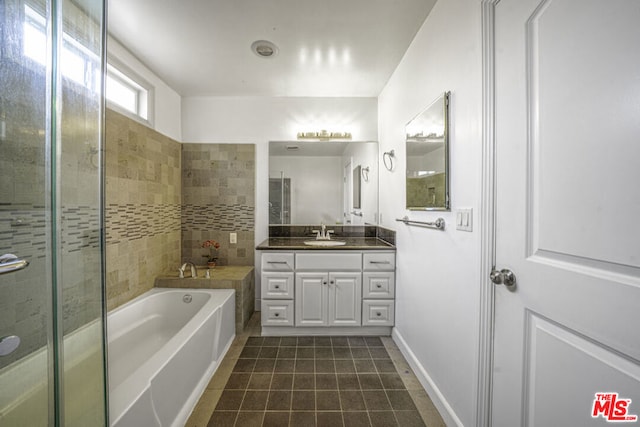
[256,237,395,250]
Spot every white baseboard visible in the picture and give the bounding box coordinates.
[392,328,464,427]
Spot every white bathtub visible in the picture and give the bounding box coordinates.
[108,288,235,427]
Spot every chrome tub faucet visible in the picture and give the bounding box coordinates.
[179,262,197,278]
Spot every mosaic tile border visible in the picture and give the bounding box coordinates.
[106,203,181,243]
[181,204,254,233]
[0,203,101,255]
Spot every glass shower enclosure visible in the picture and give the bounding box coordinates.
[0,0,107,425]
[269,174,291,224]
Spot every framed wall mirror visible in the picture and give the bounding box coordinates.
[405,91,450,210]
[269,141,378,225]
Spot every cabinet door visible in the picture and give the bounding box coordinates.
[295,273,328,326]
[328,272,362,327]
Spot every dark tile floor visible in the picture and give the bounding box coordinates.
[207,336,426,427]
[186,314,445,426]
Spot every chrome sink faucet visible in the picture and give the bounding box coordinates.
[179,262,197,278]
[312,223,334,240]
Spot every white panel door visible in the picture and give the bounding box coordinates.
[493,0,640,425]
[328,272,362,326]
[295,273,328,326]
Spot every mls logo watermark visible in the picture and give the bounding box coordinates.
[592,393,638,422]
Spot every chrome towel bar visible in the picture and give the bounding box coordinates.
[395,216,445,230]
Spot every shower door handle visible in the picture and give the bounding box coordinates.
[0,254,29,274]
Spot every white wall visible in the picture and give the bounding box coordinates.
[343,141,379,225]
[107,36,182,141]
[378,0,482,425]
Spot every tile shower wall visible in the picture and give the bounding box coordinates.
[105,109,181,310]
[181,144,255,267]
[406,173,446,209]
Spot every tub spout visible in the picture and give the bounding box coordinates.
[180,262,197,278]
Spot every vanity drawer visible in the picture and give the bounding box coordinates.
[363,272,395,299]
[262,253,294,271]
[362,300,395,326]
[263,272,294,299]
[296,253,362,271]
[261,300,294,326]
[363,252,395,271]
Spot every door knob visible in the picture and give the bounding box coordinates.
[490,268,516,289]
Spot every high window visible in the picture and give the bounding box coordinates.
[23,3,153,123]
[105,63,151,122]
[23,4,100,92]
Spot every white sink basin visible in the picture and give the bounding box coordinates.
[303,240,347,247]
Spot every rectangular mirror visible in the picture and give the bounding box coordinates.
[406,91,450,210]
[269,141,378,225]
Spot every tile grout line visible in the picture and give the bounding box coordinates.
[205,331,434,427]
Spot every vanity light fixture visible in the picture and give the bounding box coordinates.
[251,40,279,58]
[296,130,352,141]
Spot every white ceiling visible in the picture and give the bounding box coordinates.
[107,0,436,97]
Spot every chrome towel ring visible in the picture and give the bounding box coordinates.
[361,166,370,182]
[383,150,395,171]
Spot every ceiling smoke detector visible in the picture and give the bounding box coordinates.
[251,40,279,58]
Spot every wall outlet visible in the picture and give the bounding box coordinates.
[229,232,237,244]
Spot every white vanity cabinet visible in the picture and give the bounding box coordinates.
[260,253,295,326]
[260,250,395,335]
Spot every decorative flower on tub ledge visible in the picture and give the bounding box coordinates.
[201,239,221,267]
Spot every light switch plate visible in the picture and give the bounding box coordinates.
[230,232,237,244]
[456,208,473,232]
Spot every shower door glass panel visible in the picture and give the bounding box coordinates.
[0,0,53,424]
[58,0,106,425]
[269,176,291,224]
[0,0,106,425]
